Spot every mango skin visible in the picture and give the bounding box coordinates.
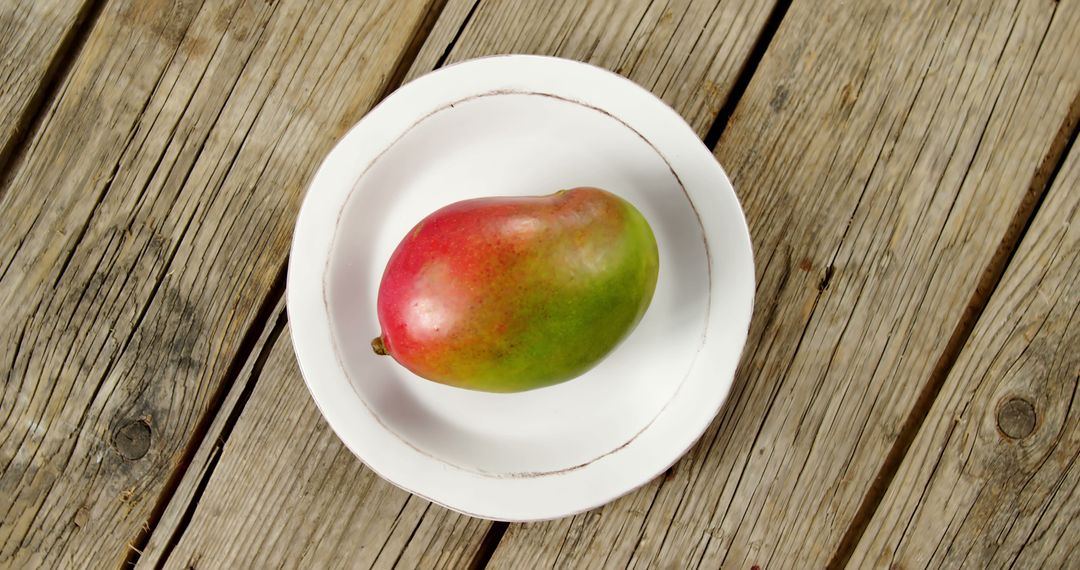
[375,187,659,392]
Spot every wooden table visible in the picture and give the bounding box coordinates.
[2,0,1077,568]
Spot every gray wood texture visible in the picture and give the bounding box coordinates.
[153,321,494,569]
[1,0,1077,567]
[405,0,782,137]
[486,0,1080,567]
[136,0,784,566]
[0,0,437,566]
[0,0,95,174]
[848,138,1080,569]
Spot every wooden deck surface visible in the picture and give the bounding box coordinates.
[1,0,1077,568]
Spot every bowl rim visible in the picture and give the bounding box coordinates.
[287,54,755,521]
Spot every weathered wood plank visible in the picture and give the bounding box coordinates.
[152,324,492,569]
[848,140,1080,569]
[487,0,1080,568]
[0,0,96,177]
[0,0,436,566]
[131,292,284,569]
[137,0,784,565]
[406,0,782,137]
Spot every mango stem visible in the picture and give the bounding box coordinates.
[371,336,388,356]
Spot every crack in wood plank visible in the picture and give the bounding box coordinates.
[484,0,1080,567]
[831,78,1080,570]
[0,0,446,566]
[0,0,107,200]
[139,0,785,567]
[847,122,1080,569]
[703,0,792,149]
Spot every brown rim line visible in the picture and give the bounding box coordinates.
[317,89,712,481]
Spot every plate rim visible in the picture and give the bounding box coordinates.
[287,54,755,521]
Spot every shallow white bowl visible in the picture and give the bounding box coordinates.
[288,55,754,521]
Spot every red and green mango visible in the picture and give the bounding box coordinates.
[373,187,659,392]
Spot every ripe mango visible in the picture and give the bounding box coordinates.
[373,187,658,392]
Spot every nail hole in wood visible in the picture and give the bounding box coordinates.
[114,419,152,460]
[997,397,1036,440]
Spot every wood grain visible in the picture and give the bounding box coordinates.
[486,0,1080,568]
[152,324,492,569]
[0,0,96,177]
[404,0,783,137]
[137,0,784,565]
[138,298,495,569]
[0,0,435,566]
[848,139,1080,569]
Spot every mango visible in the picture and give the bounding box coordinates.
[373,187,658,392]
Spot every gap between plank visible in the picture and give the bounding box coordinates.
[434,0,483,70]
[377,0,454,102]
[703,0,793,150]
[468,521,508,570]
[123,264,288,569]
[126,0,799,564]
[152,309,288,570]
[470,2,796,567]
[121,0,456,565]
[826,88,1080,570]
[0,0,108,200]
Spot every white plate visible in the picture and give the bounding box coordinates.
[288,55,754,521]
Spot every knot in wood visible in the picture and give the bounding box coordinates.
[996,398,1036,440]
[113,419,151,460]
